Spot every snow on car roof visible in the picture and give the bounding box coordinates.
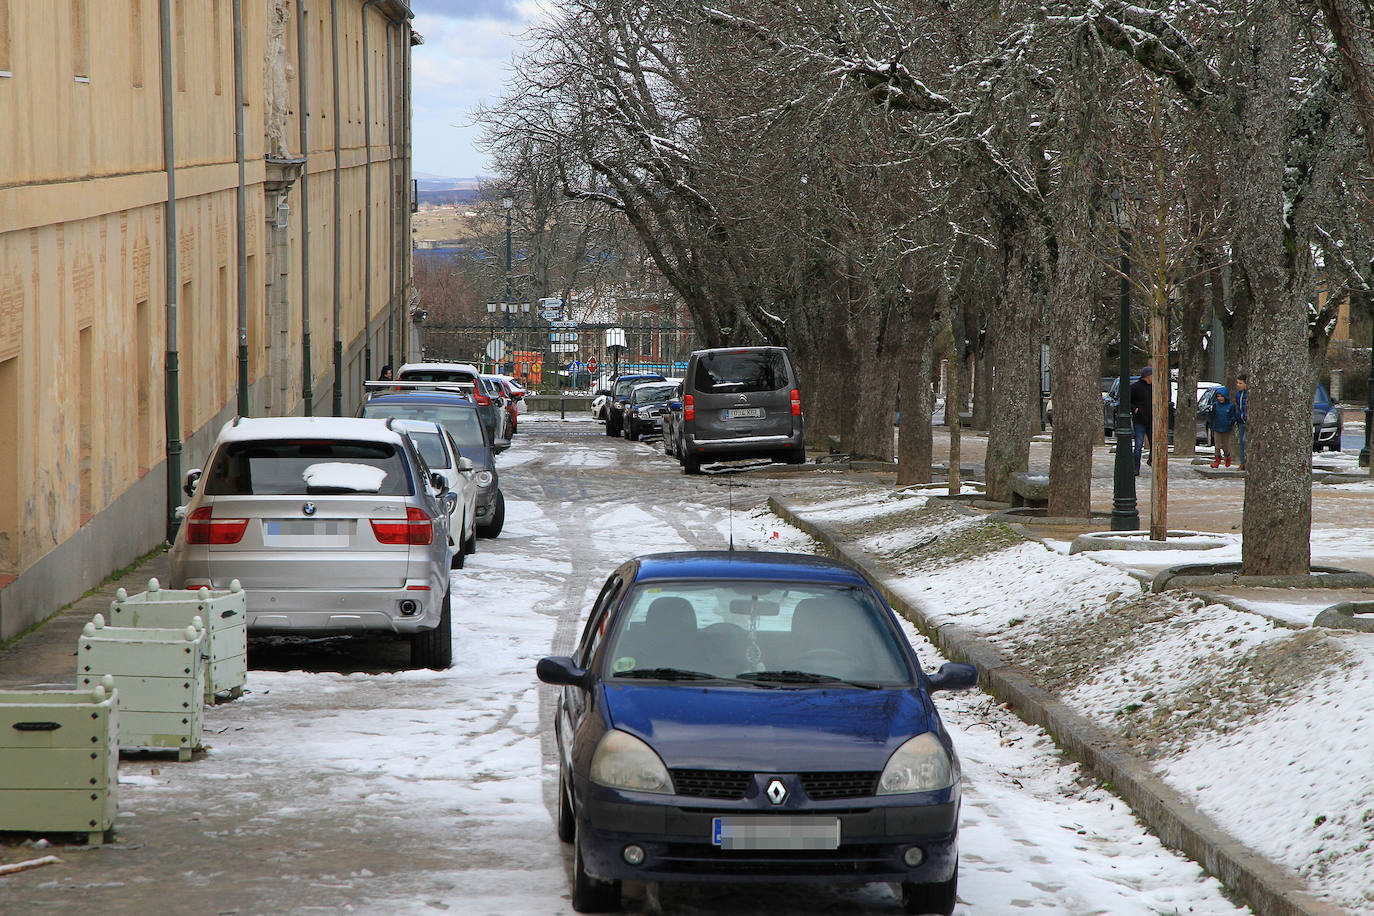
[215,416,407,446]
[397,361,479,375]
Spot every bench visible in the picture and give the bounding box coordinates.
[1008,472,1050,509]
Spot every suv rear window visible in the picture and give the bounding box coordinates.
[693,351,790,393]
[204,440,414,496]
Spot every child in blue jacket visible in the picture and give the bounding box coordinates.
[1209,386,1239,468]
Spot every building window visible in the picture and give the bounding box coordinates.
[0,0,12,76]
[130,0,144,87]
[72,0,89,81]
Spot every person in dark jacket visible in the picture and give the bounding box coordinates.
[1130,367,1153,475]
[1209,386,1239,467]
[1234,373,1248,469]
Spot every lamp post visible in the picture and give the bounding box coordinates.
[1109,191,1140,530]
[1362,292,1373,468]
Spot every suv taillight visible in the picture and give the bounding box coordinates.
[370,507,434,546]
[472,387,492,407]
[186,507,248,545]
[684,394,695,422]
[790,389,801,417]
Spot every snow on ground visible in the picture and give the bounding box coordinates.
[784,492,1374,913]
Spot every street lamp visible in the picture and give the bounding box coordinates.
[1361,290,1373,468]
[1108,190,1140,530]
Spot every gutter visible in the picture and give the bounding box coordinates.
[232,0,249,416]
[296,0,313,415]
[159,0,182,543]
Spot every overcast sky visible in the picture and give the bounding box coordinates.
[412,1,542,180]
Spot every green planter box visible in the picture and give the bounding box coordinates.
[110,578,247,703]
[78,616,206,761]
[0,679,119,844]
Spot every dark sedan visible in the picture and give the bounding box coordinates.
[537,551,978,914]
[605,373,666,437]
[623,382,678,441]
[359,391,505,537]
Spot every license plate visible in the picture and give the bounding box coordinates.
[263,519,352,547]
[723,408,764,420]
[711,816,840,850]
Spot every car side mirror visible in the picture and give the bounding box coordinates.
[537,656,590,689]
[184,468,203,497]
[927,662,978,693]
[457,457,474,473]
[430,472,448,494]
[668,400,682,411]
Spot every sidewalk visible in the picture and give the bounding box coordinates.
[767,433,1374,916]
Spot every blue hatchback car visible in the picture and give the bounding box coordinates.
[537,551,978,914]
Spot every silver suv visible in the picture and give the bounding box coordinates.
[169,417,456,669]
[678,347,805,473]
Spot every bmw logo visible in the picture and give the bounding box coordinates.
[302,503,317,516]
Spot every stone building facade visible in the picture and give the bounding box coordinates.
[0,0,419,639]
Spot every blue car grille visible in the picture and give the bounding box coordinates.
[670,770,879,801]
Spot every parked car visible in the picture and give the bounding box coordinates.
[591,389,610,422]
[393,362,510,452]
[605,373,667,437]
[623,382,679,441]
[1103,377,1220,441]
[169,417,455,669]
[537,550,978,914]
[1199,383,1342,452]
[480,375,518,439]
[661,382,685,458]
[676,347,805,473]
[360,391,505,537]
[394,419,478,567]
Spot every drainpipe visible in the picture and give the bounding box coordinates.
[403,22,415,362]
[330,0,343,417]
[362,0,383,382]
[232,0,249,417]
[296,0,313,415]
[385,19,396,369]
[159,0,182,543]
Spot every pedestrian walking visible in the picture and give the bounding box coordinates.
[1130,367,1154,475]
[379,364,394,381]
[1209,386,1240,468]
[1234,373,1248,469]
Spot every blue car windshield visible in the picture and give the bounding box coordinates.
[604,581,914,685]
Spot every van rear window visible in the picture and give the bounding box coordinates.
[204,440,413,496]
[693,351,790,393]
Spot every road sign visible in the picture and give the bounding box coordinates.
[485,338,506,362]
[539,297,565,321]
[550,343,578,353]
[569,361,581,372]
[588,357,598,372]
[550,331,579,342]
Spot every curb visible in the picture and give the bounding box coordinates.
[766,496,1347,916]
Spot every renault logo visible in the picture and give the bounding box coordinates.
[765,779,787,805]
[302,503,317,516]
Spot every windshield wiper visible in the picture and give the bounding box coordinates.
[735,670,884,689]
[613,667,722,681]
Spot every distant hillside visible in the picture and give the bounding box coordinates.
[414,173,483,206]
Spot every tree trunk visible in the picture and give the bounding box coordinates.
[1046,227,1099,519]
[1237,4,1313,576]
[897,292,940,484]
[971,313,991,430]
[1174,252,1208,458]
[984,231,1037,503]
[1318,0,1374,174]
[853,338,900,461]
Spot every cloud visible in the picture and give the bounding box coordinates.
[418,0,522,21]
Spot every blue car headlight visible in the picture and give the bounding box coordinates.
[590,729,675,794]
[877,732,958,794]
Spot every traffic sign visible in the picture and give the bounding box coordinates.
[551,319,577,329]
[485,338,506,362]
[588,357,598,372]
[551,343,578,353]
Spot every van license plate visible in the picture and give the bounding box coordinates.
[723,408,764,420]
[711,816,840,850]
[264,520,351,547]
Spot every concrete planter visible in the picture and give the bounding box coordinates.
[1069,530,1231,555]
[0,679,119,844]
[78,615,206,761]
[110,578,246,703]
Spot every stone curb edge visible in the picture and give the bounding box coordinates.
[766,495,1347,916]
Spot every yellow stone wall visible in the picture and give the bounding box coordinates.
[0,0,414,604]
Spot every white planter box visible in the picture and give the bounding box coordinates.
[110,577,247,703]
[77,616,205,761]
[0,679,119,844]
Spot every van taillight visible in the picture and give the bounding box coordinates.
[370,507,434,545]
[790,389,801,417]
[684,394,695,422]
[186,507,248,545]
[471,384,492,407]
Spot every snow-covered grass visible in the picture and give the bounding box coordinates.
[783,493,1374,912]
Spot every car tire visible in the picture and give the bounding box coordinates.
[410,589,452,671]
[663,431,675,457]
[681,451,702,475]
[464,524,477,557]
[479,489,505,538]
[572,821,622,913]
[784,447,806,465]
[451,537,465,570]
[556,766,576,843]
[626,421,638,441]
[605,415,620,437]
[901,865,957,916]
